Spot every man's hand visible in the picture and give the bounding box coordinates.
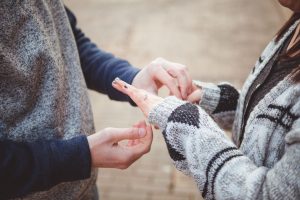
[87,121,152,169]
[132,57,192,99]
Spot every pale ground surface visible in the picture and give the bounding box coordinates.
[65,1,290,199]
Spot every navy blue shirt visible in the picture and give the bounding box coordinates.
[66,7,140,101]
[0,7,139,199]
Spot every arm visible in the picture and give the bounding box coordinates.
[65,7,195,102]
[0,122,152,199]
[112,79,300,200]
[192,81,240,130]
[0,136,91,199]
[149,96,300,200]
[65,7,140,102]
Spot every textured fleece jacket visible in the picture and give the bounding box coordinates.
[0,1,139,199]
[148,21,300,199]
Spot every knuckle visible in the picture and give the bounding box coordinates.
[178,69,185,76]
[127,88,134,95]
[101,129,111,140]
[103,127,113,133]
[151,57,165,66]
[146,63,158,73]
[104,127,114,134]
[178,67,187,74]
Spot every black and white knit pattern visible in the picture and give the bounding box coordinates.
[193,81,239,130]
[148,20,300,200]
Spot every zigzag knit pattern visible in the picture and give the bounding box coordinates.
[148,20,300,200]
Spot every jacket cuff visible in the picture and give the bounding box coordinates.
[193,80,221,114]
[148,96,186,130]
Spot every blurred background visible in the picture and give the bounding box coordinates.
[65,0,290,199]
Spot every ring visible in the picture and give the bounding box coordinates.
[144,94,148,101]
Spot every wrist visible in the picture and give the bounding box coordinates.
[87,134,97,168]
[148,96,185,130]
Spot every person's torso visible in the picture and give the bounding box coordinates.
[0,1,97,199]
[232,20,300,168]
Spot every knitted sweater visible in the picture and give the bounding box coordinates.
[148,21,300,199]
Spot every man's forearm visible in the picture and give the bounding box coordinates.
[65,7,140,102]
[0,136,91,199]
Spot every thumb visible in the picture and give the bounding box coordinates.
[109,127,147,142]
[187,89,202,104]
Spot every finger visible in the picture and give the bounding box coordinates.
[128,124,141,146]
[187,89,202,104]
[131,124,153,152]
[128,121,146,146]
[112,78,146,104]
[154,67,182,99]
[130,121,150,145]
[167,68,192,99]
[116,124,153,169]
[112,77,132,96]
[191,83,199,92]
[109,127,147,143]
[139,120,147,129]
[146,124,153,142]
[159,59,192,98]
[121,125,153,166]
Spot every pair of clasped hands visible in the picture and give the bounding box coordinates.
[88,58,203,169]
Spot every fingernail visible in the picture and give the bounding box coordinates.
[138,128,146,137]
[113,77,121,85]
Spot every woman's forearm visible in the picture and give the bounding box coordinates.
[149,96,300,200]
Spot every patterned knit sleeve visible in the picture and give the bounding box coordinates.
[148,96,300,200]
[193,81,239,130]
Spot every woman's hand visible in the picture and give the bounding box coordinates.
[87,120,153,169]
[187,84,203,104]
[112,77,164,118]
